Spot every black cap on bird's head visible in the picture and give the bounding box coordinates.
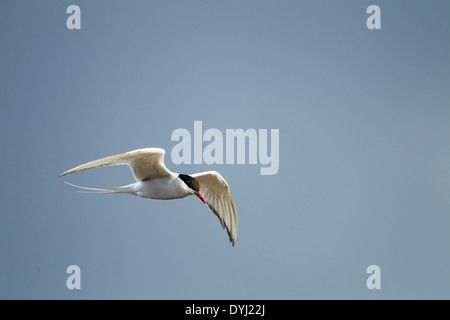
[178,174,206,204]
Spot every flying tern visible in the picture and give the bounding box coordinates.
[59,148,238,246]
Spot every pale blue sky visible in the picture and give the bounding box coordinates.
[1,1,449,299]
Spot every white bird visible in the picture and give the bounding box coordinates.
[59,148,238,246]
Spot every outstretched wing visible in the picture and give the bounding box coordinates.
[191,171,238,246]
[59,148,171,181]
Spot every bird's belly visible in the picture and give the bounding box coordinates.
[133,179,187,200]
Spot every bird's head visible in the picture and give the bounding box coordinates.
[178,174,206,204]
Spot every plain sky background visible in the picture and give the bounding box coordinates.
[1,1,449,299]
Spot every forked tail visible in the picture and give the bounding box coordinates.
[64,181,134,194]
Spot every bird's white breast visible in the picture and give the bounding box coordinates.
[132,174,191,200]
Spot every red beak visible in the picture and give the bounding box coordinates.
[195,192,206,205]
